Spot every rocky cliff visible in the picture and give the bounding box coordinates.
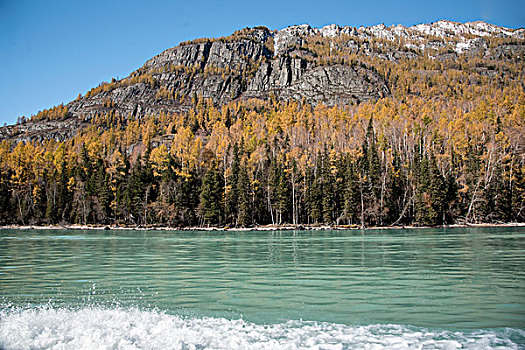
[2,20,523,142]
[65,26,389,119]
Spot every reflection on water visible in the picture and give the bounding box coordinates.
[1,227,524,329]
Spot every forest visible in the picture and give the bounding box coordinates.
[0,30,524,228]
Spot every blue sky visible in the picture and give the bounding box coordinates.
[1,0,523,126]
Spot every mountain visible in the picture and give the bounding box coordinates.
[2,20,523,142]
[0,20,524,227]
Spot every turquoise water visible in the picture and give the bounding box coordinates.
[1,227,524,348]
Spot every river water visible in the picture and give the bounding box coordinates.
[1,227,524,349]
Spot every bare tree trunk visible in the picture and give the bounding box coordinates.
[143,187,149,225]
[466,177,483,223]
[360,181,365,229]
[17,193,25,225]
[391,191,413,227]
[83,196,87,225]
[291,171,296,225]
[268,184,274,225]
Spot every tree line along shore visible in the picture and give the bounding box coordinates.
[1,97,524,228]
[2,223,525,232]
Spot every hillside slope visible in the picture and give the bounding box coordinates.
[0,20,524,227]
[2,20,523,142]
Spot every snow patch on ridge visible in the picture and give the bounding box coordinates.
[274,20,523,56]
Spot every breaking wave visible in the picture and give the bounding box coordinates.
[0,306,523,349]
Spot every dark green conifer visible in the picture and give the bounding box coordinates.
[344,158,361,225]
[199,168,224,225]
[226,143,240,225]
[236,164,251,227]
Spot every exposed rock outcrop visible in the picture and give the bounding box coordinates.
[63,26,389,123]
[245,59,388,104]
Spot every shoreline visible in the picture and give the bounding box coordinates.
[1,222,524,232]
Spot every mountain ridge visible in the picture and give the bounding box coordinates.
[1,20,523,142]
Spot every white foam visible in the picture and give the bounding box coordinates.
[0,307,523,349]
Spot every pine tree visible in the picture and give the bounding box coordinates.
[56,160,72,223]
[344,158,360,225]
[276,160,291,224]
[96,166,112,224]
[428,152,447,225]
[236,164,251,227]
[445,151,460,224]
[0,167,11,224]
[308,162,323,224]
[360,117,382,225]
[124,161,145,225]
[512,162,525,221]
[414,152,446,226]
[321,151,335,224]
[484,159,512,223]
[252,164,270,225]
[267,158,280,224]
[172,170,201,226]
[199,168,224,225]
[415,154,433,225]
[226,143,240,225]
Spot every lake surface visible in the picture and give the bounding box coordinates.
[1,227,524,349]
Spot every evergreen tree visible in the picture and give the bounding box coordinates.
[512,162,525,221]
[252,165,270,225]
[414,153,446,225]
[344,158,361,225]
[236,164,251,227]
[276,160,291,224]
[360,117,382,225]
[308,163,323,224]
[428,153,447,225]
[97,168,112,224]
[226,143,240,225]
[445,151,460,224]
[199,168,224,225]
[124,161,146,225]
[415,154,433,225]
[464,142,483,222]
[56,160,72,223]
[321,151,335,224]
[173,171,201,226]
[267,158,280,224]
[0,167,11,224]
[484,160,512,223]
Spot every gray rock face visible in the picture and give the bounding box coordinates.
[64,37,276,121]
[143,38,271,71]
[245,59,388,105]
[65,29,389,124]
[0,118,82,142]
